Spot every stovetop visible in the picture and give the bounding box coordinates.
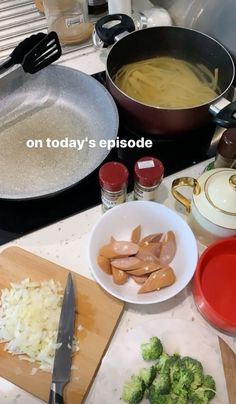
[0,71,215,246]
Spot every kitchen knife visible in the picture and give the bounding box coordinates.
[48,272,75,404]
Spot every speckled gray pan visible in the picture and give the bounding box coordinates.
[0,65,119,199]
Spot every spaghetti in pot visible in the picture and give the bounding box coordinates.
[113,56,219,108]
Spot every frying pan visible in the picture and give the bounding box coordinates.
[0,64,119,200]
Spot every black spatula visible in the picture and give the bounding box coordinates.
[0,31,62,74]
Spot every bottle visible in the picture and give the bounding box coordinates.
[99,161,129,212]
[132,6,172,30]
[214,129,236,169]
[43,0,93,45]
[108,0,131,16]
[88,0,108,15]
[134,156,164,201]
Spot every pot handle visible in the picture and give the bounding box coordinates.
[94,14,135,47]
[209,98,236,128]
[171,177,201,213]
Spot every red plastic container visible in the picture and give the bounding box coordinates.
[192,237,236,334]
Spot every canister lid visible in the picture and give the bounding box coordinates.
[134,156,164,187]
[99,161,128,192]
[205,171,236,213]
[218,129,236,159]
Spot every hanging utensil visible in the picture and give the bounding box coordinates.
[0,31,61,75]
[48,272,75,404]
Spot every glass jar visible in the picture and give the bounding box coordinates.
[43,0,93,45]
[99,161,129,212]
[132,6,172,30]
[134,156,164,201]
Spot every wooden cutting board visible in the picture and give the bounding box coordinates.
[0,247,124,403]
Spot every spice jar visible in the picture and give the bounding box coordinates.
[99,161,129,212]
[134,156,164,201]
[214,129,236,169]
[43,0,93,45]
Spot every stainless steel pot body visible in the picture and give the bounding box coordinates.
[103,25,236,137]
[0,65,119,199]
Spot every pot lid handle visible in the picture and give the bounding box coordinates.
[94,14,135,47]
[211,100,236,129]
[205,170,236,214]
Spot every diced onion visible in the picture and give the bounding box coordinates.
[0,278,79,372]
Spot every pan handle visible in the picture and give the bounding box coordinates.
[209,97,236,128]
[94,14,135,47]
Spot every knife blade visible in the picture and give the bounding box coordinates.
[48,272,75,404]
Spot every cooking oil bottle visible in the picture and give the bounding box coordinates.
[88,0,108,15]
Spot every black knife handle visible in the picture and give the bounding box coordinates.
[48,383,65,404]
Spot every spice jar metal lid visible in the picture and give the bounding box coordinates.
[134,156,164,187]
[99,161,128,192]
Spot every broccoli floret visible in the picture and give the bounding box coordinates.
[188,389,208,404]
[121,375,145,404]
[171,363,194,394]
[175,396,188,404]
[138,365,157,387]
[170,390,188,404]
[180,356,204,390]
[141,336,163,361]
[161,353,181,376]
[202,374,216,400]
[188,374,216,403]
[149,394,172,404]
[155,352,170,372]
[148,372,171,400]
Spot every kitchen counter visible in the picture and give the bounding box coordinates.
[0,157,236,403]
[0,38,235,402]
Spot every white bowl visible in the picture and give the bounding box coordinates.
[88,201,198,304]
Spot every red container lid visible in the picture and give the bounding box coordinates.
[99,161,128,192]
[134,156,164,187]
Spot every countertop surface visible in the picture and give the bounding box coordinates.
[0,34,236,403]
[0,155,236,403]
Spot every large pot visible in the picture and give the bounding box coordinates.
[171,168,236,245]
[94,15,236,137]
[0,64,119,199]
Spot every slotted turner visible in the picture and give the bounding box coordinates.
[0,31,62,74]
